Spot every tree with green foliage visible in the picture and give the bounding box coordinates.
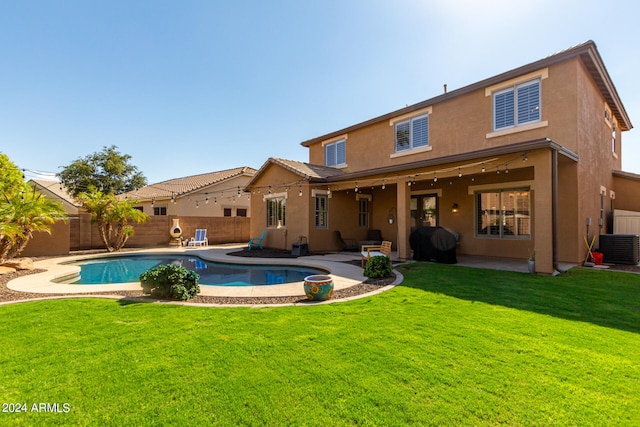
[0,153,66,263]
[57,145,147,197]
[77,188,149,252]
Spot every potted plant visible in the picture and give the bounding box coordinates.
[528,249,536,274]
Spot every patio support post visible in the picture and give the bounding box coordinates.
[397,179,411,260]
[534,150,555,274]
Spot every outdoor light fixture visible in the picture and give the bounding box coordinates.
[451,203,459,213]
[387,207,396,225]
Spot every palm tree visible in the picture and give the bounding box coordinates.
[77,189,148,252]
[0,188,66,263]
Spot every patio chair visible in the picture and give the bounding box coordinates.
[334,230,358,252]
[248,230,266,250]
[187,229,208,247]
[361,240,392,268]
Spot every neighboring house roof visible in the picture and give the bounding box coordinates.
[301,40,632,148]
[29,179,81,211]
[126,166,257,201]
[245,158,346,188]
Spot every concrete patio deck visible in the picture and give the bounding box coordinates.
[7,244,565,299]
[7,245,370,298]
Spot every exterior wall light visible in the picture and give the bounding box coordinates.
[451,203,459,213]
[387,207,396,224]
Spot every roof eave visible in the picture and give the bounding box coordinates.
[301,40,632,147]
[320,138,577,183]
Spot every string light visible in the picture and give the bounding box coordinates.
[458,168,462,178]
[381,179,386,190]
[205,193,209,203]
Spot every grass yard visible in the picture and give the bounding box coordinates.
[1,264,638,426]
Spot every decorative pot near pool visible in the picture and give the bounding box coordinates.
[303,275,334,301]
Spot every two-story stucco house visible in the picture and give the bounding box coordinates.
[246,41,637,274]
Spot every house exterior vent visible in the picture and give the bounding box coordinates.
[599,234,640,265]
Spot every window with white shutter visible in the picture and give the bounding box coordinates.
[325,139,346,167]
[493,79,540,131]
[395,113,429,152]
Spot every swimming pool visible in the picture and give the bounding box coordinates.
[59,255,328,286]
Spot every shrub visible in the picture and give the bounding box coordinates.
[364,256,392,278]
[139,264,200,301]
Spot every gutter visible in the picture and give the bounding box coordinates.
[321,137,577,183]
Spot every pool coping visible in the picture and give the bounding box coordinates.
[6,245,401,304]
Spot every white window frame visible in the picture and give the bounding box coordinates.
[394,113,429,153]
[264,192,287,228]
[325,139,346,167]
[493,79,541,131]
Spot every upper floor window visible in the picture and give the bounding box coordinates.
[325,139,346,167]
[395,114,429,152]
[153,206,167,216]
[223,208,232,217]
[493,79,540,131]
[237,208,247,217]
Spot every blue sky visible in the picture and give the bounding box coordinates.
[2,0,639,184]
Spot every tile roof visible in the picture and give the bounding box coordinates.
[29,179,81,207]
[245,158,345,189]
[126,166,257,200]
[269,158,345,180]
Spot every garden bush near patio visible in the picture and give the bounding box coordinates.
[1,264,638,425]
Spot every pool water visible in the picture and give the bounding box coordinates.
[60,255,327,286]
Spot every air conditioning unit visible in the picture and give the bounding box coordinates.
[599,234,640,265]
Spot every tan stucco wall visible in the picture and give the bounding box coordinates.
[613,175,640,212]
[249,165,310,251]
[133,175,253,218]
[573,59,623,256]
[307,60,590,174]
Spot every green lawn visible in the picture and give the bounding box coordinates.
[1,264,638,426]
